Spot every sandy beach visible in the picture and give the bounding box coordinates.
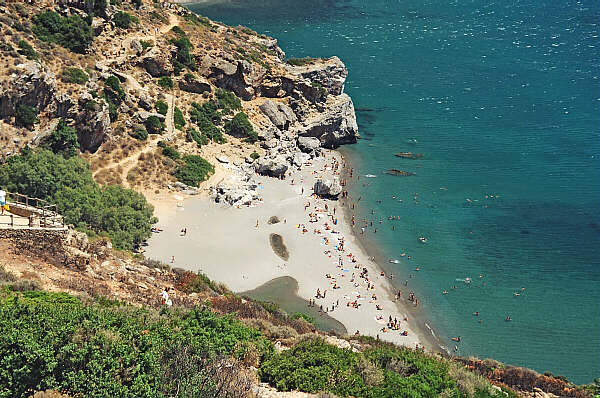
[145,150,427,348]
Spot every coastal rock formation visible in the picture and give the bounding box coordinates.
[0,62,57,120]
[259,100,296,130]
[255,155,288,178]
[297,136,321,154]
[286,56,348,96]
[313,178,342,198]
[212,172,260,206]
[295,94,358,148]
[178,74,212,94]
[140,47,174,77]
[75,93,111,152]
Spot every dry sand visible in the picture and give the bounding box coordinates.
[145,150,425,348]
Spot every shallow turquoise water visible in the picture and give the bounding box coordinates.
[188,0,600,383]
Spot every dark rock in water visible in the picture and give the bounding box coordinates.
[394,152,423,159]
[384,169,416,177]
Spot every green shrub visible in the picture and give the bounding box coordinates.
[216,88,242,113]
[42,119,79,157]
[0,149,156,249]
[139,39,153,51]
[17,40,37,60]
[225,112,257,142]
[103,96,119,122]
[61,67,88,84]
[112,11,138,29]
[157,76,173,88]
[155,100,168,115]
[161,145,180,160]
[259,338,468,398]
[145,115,165,134]
[170,35,196,74]
[173,106,185,130]
[15,104,38,128]
[287,57,316,66]
[175,155,214,187]
[189,101,225,144]
[0,289,272,397]
[131,127,148,140]
[290,312,315,325]
[186,128,208,147]
[250,151,260,160]
[183,13,211,28]
[171,25,185,36]
[32,11,93,54]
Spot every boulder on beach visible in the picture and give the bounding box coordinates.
[313,178,342,198]
[255,156,288,177]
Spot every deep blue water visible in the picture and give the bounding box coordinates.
[187,0,600,383]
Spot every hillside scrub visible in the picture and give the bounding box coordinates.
[0,149,156,249]
[61,67,89,84]
[189,101,225,144]
[0,289,272,397]
[174,155,214,187]
[42,119,79,157]
[259,338,511,398]
[112,11,138,29]
[17,40,37,60]
[155,100,168,115]
[32,11,94,54]
[15,104,38,128]
[225,112,258,142]
[173,106,185,130]
[145,115,165,134]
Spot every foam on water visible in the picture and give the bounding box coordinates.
[188,0,600,383]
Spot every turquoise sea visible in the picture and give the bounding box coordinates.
[187,0,600,383]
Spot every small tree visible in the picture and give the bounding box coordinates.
[113,11,138,29]
[17,40,37,60]
[145,115,165,134]
[43,119,79,157]
[157,76,173,89]
[155,100,168,115]
[173,107,185,130]
[61,67,88,84]
[15,104,38,128]
[225,112,257,142]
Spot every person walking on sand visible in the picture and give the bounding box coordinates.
[0,188,6,215]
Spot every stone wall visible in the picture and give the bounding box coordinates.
[0,228,69,266]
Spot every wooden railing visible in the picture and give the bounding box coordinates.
[0,191,65,229]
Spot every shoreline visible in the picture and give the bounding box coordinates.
[336,148,448,355]
[145,149,427,348]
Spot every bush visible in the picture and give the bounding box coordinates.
[61,67,88,84]
[287,57,315,66]
[186,128,208,147]
[17,40,37,60]
[250,151,260,160]
[145,115,165,134]
[161,145,180,160]
[0,149,156,249]
[104,75,125,102]
[225,112,257,142]
[0,289,272,397]
[216,89,242,113]
[175,155,214,187]
[112,11,138,29]
[42,119,79,157]
[189,101,225,144]
[139,39,153,51]
[15,104,38,128]
[131,127,148,141]
[259,338,470,397]
[170,35,196,74]
[157,76,173,88]
[173,106,185,130]
[155,100,168,115]
[32,11,93,54]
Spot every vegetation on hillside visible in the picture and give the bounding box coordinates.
[145,115,165,134]
[15,104,38,128]
[42,119,79,158]
[0,149,155,249]
[225,112,258,142]
[0,288,270,397]
[174,154,214,187]
[17,40,37,60]
[32,11,94,54]
[155,100,168,116]
[61,67,89,84]
[113,11,138,29]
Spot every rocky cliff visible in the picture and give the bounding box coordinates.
[0,0,358,194]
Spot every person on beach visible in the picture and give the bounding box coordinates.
[0,188,6,215]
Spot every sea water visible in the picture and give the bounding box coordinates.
[187,0,600,383]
